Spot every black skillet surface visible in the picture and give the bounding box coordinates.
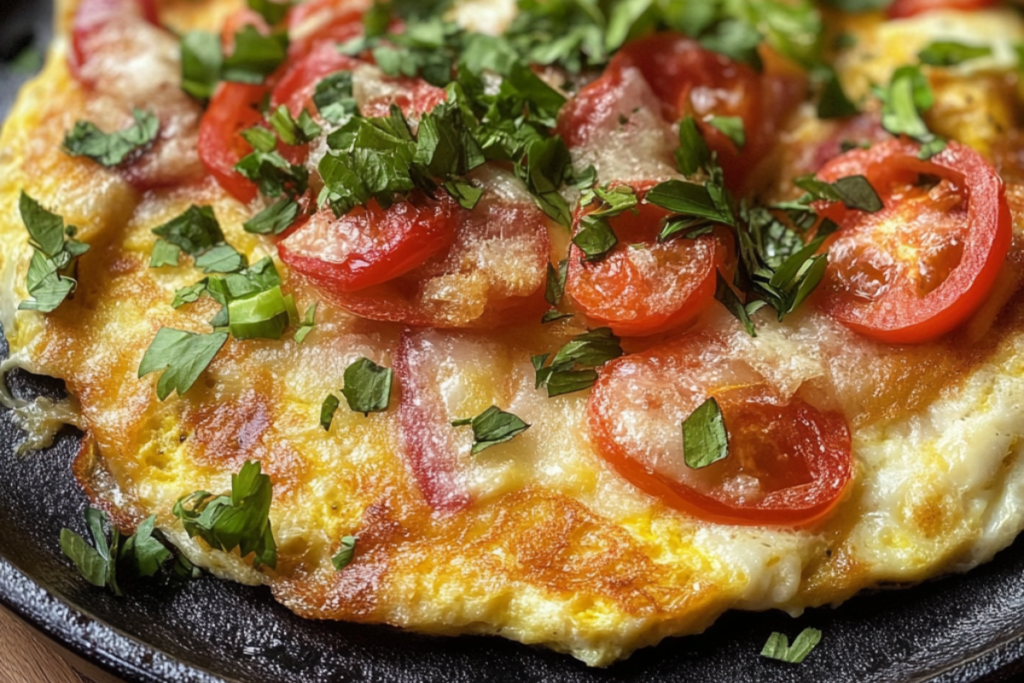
[5,2,1024,682]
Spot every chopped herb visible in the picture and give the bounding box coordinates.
[151,206,225,256]
[321,393,341,430]
[682,397,729,469]
[533,327,623,397]
[119,515,174,578]
[707,115,746,149]
[572,215,618,261]
[17,192,90,313]
[332,535,358,570]
[341,358,393,415]
[173,460,277,570]
[816,67,858,119]
[918,40,992,67]
[247,0,293,25]
[138,328,229,400]
[545,259,568,307]
[227,285,292,339]
[451,405,530,455]
[675,115,711,176]
[294,303,317,343]
[63,108,159,167]
[761,628,822,664]
[244,198,301,235]
[194,243,247,274]
[172,282,207,308]
[313,72,359,125]
[180,31,223,100]
[221,26,288,84]
[150,239,182,268]
[541,310,574,324]
[877,65,946,159]
[793,174,883,213]
[269,105,323,145]
[8,45,43,75]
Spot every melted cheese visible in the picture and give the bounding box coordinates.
[4,0,1024,669]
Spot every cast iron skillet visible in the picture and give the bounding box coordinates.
[5,2,1024,682]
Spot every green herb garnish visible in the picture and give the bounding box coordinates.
[63,109,158,167]
[761,628,823,664]
[451,405,530,455]
[341,358,393,415]
[682,397,729,469]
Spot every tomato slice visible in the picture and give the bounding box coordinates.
[271,41,363,117]
[587,334,853,527]
[280,169,551,327]
[815,138,1012,344]
[279,191,459,291]
[288,0,367,58]
[565,183,728,337]
[606,33,806,192]
[887,0,998,18]
[198,82,269,203]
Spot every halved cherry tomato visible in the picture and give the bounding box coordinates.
[198,82,269,203]
[588,334,853,527]
[888,0,998,19]
[815,138,1011,344]
[279,191,459,291]
[606,33,806,192]
[280,169,551,327]
[565,183,729,337]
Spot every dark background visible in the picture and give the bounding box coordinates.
[4,1,1024,681]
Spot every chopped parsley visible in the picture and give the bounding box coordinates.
[294,303,317,343]
[63,109,159,167]
[792,174,883,213]
[341,357,394,415]
[321,394,341,431]
[877,65,946,159]
[174,460,277,570]
[707,115,746,150]
[152,205,225,256]
[17,192,90,313]
[918,40,992,67]
[138,328,229,400]
[332,535,358,570]
[451,406,531,455]
[533,327,623,397]
[761,628,823,664]
[180,31,222,100]
[682,397,728,469]
[243,198,301,235]
[221,25,289,84]
[150,239,181,268]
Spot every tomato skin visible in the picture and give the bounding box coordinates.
[71,0,159,78]
[271,41,363,117]
[199,82,269,203]
[888,0,998,18]
[278,192,459,291]
[287,0,367,58]
[588,336,853,527]
[815,139,1012,344]
[604,33,806,192]
[565,183,728,337]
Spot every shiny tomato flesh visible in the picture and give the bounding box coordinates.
[815,139,1011,344]
[278,192,459,291]
[605,33,805,191]
[565,186,727,337]
[70,0,159,77]
[198,82,269,203]
[588,335,853,527]
[888,0,998,18]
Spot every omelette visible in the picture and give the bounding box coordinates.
[4,0,1024,668]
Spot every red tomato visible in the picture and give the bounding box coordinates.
[279,169,551,327]
[888,0,998,18]
[198,83,269,203]
[271,41,363,117]
[565,183,729,337]
[605,33,806,192]
[278,191,459,291]
[71,0,158,76]
[588,334,853,527]
[287,0,367,57]
[815,138,1012,344]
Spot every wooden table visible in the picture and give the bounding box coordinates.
[0,604,106,683]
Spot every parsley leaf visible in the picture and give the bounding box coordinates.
[816,66,858,119]
[793,174,883,213]
[321,393,341,430]
[294,303,317,343]
[342,358,393,415]
[63,109,159,167]
[244,198,301,235]
[222,26,288,84]
[247,0,293,25]
[573,215,618,261]
[17,192,90,313]
[313,72,359,124]
[545,259,568,307]
[707,115,746,149]
[269,105,323,145]
[646,178,736,227]
[150,239,182,268]
[878,65,946,159]
[152,205,225,256]
[138,328,229,400]
[918,40,992,67]
[173,460,277,570]
[452,405,531,455]
[180,31,223,100]
[682,397,729,469]
[675,115,711,176]
[533,328,623,397]
[332,536,358,570]
[761,628,822,664]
